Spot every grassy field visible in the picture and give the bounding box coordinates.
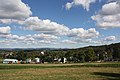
[0,62,120,80]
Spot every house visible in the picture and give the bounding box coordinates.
[63,57,67,63]
[26,59,31,63]
[34,58,40,63]
[55,57,67,63]
[3,59,18,64]
[61,57,67,63]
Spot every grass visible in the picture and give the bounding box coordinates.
[0,62,120,80]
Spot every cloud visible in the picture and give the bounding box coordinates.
[0,0,103,48]
[0,0,32,20]
[33,33,58,40]
[0,33,33,41]
[0,0,101,48]
[62,40,77,44]
[0,26,11,34]
[0,34,18,39]
[0,19,24,24]
[65,0,96,11]
[0,33,59,45]
[22,17,100,44]
[65,2,74,10]
[104,36,116,41]
[23,17,69,35]
[68,28,99,39]
[64,28,100,45]
[101,2,120,15]
[91,1,120,29]
[0,0,32,24]
[23,17,99,39]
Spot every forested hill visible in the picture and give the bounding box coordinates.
[62,42,120,62]
[71,43,120,61]
[77,42,120,50]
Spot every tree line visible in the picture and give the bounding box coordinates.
[0,42,120,63]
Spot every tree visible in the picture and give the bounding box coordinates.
[17,50,26,60]
[65,50,74,62]
[113,47,120,60]
[85,48,95,61]
[79,50,85,62]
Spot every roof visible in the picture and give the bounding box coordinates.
[3,59,18,61]
[35,58,39,59]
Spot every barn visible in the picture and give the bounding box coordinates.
[3,59,18,64]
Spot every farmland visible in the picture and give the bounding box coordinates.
[0,62,120,80]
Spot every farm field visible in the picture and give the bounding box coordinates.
[0,62,120,80]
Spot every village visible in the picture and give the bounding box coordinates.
[2,51,67,64]
[0,43,120,64]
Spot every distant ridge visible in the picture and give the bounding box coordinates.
[0,42,120,51]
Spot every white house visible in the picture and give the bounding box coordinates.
[26,59,31,63]
[58,57,67,63]
[3,59,18,64]
[35,58,40,63]
[41,51,44,55]
[63,57,67,63]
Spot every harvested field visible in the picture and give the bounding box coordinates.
[0,62,120,80]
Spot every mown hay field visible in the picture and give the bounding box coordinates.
[0,62,120,80]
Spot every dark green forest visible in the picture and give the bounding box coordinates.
[0,42,120,63]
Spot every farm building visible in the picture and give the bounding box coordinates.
[34,58,40,63]
[60,57,67,63]
[3,59,18,64]
[26,59,31,63]
[55,57,67,63]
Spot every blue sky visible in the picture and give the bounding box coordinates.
[0,0,120,48]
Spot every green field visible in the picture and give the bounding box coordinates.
[0,62,120,80]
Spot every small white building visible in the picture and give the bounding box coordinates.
[3,59,18,64]
[63,57,67,63]
[41,51,44,55]
[35,58,40,63]
[58,57,67,63]
[26,59,31,63]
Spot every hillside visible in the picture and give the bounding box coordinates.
[0,42,120,63]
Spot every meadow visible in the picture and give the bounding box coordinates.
[0,62,120,80]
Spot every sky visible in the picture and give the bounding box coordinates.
[0,0,120,48]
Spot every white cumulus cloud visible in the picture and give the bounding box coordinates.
[0,26,11,34]
[23,17,69,35]
[65,2,74,10]
[65,0,96,11]
[0,0,32,24]
[62,40,77,44]
[0,0,32,20]
[23,17,99,39]
[33,33,58,40]
[92,1,120,29]
[68,28,99,39]
[104,36,116,41]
